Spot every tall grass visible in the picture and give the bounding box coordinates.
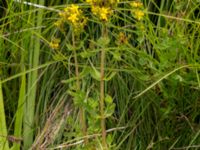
[0,82,9,150]
[23,0,45,149]
[0,0,200,149]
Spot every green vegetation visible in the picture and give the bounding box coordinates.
[0,0,200,149]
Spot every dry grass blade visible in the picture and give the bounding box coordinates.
[32,102,71,149]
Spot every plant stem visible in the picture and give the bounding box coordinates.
[72,33,87,144]
[100,25,107,149]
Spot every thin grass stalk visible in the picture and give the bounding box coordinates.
[0,82,9,150]
[0,13,9,150]
[13,50,26,150]
[72,32,88,144]
[100,25,107,149]
[23,0,44,148]
[23,21,35,150]
[13,74,26,150]
[12,3,26,149]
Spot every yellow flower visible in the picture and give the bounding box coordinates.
[118,32,129,44]
[134,10,144,20]
[68,13,79,24]
[91,6,111,21]
[86,0,92,3]
[87,0,120,22]
[110,0,120,5]
[73,16,88,33]
[54,20,62,27]
[65,4,79,14]
[50,43,59,49]
[91,5,100,16]
[59,11,66,18]
[56,4,87,34]
[49,38,60,49]
[92,6,111,22]
[99,7,110,21]
[130,1,143,8]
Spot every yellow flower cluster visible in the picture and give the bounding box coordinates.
[116,32,130,45]
[49,38,60,49]
[86,0,119,22]
[91,6,111,21]
[134,10,144,20]
[130,1,143,8]
[130,1,145,21]
[56,4,87,33]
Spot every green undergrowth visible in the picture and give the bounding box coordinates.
[0,0,200,149]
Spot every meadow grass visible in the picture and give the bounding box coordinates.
[0,0,200,149]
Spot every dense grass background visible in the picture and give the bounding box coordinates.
[0,0,200,149]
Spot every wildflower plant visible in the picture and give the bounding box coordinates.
[84,0,120,149]
[53,0,145,149]
[54,3,88,145]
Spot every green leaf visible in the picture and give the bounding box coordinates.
[85,98,99,119]
[53,53,65,61]
[104,71,117,81]
[66,43,75,51]
[80,50,93,58]
[67,89,86,107]
[106,134,113,146]
[139,58,147,66]
[97,36,110,47]
[105,94,113,104]
[61,77,77,84]
[105,103,116,118]
[111,51,121,61]
[80,67,90,77]
[88,98,98,109]
[90,67,101,81]
[76,40,85,50]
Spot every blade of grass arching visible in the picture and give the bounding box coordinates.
[23,0,45,149]
[133,65,191,99]
[1,61,58,84]
[0,82,9,150]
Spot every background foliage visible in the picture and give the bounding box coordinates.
[0,0,200,149]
